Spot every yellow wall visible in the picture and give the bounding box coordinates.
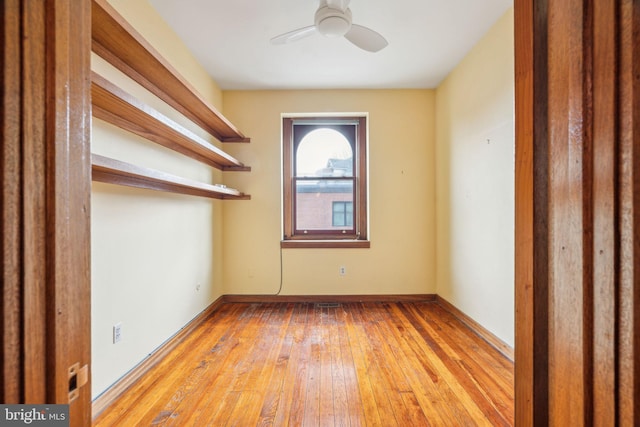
[91,0,227,398]
[222,90,436,295]
[435,8,515,346]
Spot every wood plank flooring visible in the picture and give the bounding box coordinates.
[93,302,514,426]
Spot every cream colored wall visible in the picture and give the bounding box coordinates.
[222,90,436,295]
[91,0,227,398]
[435,8,515,347]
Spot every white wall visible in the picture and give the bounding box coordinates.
[91,0,228,398]
[435,8,515,347]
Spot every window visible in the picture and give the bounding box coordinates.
[282,116,369,248]
[332,201,353,227]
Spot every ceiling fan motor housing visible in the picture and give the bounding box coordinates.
[314,6,352,37]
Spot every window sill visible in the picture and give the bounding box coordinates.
[281,240,370,249]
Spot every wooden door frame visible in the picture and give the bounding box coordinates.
[515,0,639,424]
[514,0,548,423]
[2,0,637,424]
[1,1,92,425]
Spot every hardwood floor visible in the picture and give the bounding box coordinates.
[93,302,514,426]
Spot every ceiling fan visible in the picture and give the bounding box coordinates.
[270,0,388,53]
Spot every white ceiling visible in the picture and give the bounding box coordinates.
[149,0,512,90]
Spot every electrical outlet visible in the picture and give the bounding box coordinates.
[113,323,122,344]
[339,266,346,276]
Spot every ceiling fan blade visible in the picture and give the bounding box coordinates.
[271,25,317,45]
[344,24,388,52]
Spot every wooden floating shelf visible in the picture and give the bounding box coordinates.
[92,72,250,172]
[91,0,252,201]
[91,0,249,143]
[91,154,250,200]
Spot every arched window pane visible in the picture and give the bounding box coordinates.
[296,128,353,177]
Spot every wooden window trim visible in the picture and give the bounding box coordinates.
[282,116,368,249]
[281,240,371,249]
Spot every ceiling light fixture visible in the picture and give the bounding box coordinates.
[315,6,352,37]
[271,0,388,53]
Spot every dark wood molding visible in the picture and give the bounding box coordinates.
[435,296,514,361]
[514,0,549,423]
[1,0,23,404]
[91,297,226,419]
[91,0,248,143]
[222,294,436,304]
[280,240,371,249]
[617,1,640,423]
[515,0,640,424]
[1,0,92,423]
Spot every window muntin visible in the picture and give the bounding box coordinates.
[282,116,368,246]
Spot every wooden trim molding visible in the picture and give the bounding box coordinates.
[514,0,547,423]
[91,297,226,419]
[2,1,92,424]
[222,294,436,304]
[280,240,371,249]
[435,296,514,361]
[617,2,640,424]
[1,0,23,403]
[515,0,640,424]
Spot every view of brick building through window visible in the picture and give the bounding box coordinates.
[296,180,353,230]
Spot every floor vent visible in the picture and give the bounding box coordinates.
[315,302,341,308]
